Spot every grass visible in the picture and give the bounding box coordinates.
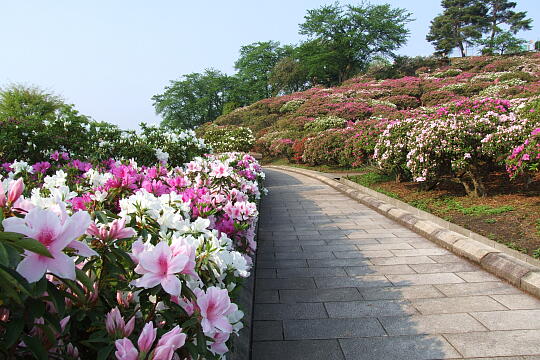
[348,171,394,187]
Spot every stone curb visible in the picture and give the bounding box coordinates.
[267,165,540,299]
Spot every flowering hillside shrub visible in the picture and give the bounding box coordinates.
[507,128,540,178]
[0,152,265,359]
[304,115,347,133]
[198,125,255,153]
[376,98,539,196]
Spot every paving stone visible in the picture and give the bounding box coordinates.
[456,271,501,282]
[277,267,348,278]
[391,248,451,257]
[356,243,414,251]
[302,244,358,252]
[471,309,540,330]
[275,251,335,260]
[254,303,328,320]
[428,254,464,263]
[435,282,521,297]
[339,335,462,360]
[315,276,391,289]
[325,299,417,317]
[257,278,316,290]
[360,285,444,300]
[409,262,478,273]
[411,295,507,314]
[379,313,486,335]
[490,294,540,309]
[257,259,309,269]
[252,339,345,360]
[370,256,436,266]
[387,273,465,286]
[280,288,363,303]
[253,321,283,341]
[335,250,394,258]
[307,258,373,267]
[256,268,277,278]
[345,265,415,276]
[255,289,280,303]
[445,330,540,358]
[284,317,386,340]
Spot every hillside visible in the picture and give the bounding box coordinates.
[211,53,540,163]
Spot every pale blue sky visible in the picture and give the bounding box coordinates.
[1,1,539,129]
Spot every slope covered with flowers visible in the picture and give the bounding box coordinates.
[0,151,265,359]
[212,53,540,196]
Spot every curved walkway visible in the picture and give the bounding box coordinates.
[252,168,540,360]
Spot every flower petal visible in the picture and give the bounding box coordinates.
[16,252,48,283]
[67,239,98,257]
[161,275,181,297]
[46,252,76,280]
[54,211,91,252]
[132,273,162,289]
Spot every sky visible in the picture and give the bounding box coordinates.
[1,0,539,130]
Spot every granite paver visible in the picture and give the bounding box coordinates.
[251,168,540,359]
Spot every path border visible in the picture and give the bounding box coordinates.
[267,165,540,299]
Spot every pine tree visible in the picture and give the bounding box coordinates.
[481,0,532,53]
[427,0,487,57]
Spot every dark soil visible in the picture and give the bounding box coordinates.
[359,171,540,257]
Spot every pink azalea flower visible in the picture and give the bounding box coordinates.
[137,322,157,355]
[7,178,24,204]
[2,207,92,283]
[152,326,187,360]
[114,338,138,360]
[87,218,136,242]
[106,307,135,338]
[131,242,189,297]
[195,287,235,335]
[0,182,6,207]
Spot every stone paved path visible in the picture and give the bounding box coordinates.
[251,168,540,360]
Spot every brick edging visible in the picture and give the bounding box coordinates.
[267,165,540,299]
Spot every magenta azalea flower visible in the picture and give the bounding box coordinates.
[131,242,189,296]
[2,207,92,282]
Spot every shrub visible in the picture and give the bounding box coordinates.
[302,129,353,166]
[199,125,255,153]
[381,95,420,110]
[304,115,347,132]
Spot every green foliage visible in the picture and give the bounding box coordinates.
[152,69,235,129]
[349,171,393,187]
[478,31,527,55]
[269,57,309,95]
[234,41,293,102]
[297,2,413,85]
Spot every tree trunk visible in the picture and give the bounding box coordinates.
[457,166,487,197]
[458,42,466,57]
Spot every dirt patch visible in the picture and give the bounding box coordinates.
[351,172,540,257]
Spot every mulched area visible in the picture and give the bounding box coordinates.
[368,172,540,256]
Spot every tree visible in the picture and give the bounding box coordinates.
[269,57,309,95]
[297,2,413,85]
[152,69,234,129]
[535,40,540,51]
[482,0,532,53]
[234,41,292,103]
[427,0,487,57]
[478,30,527,54]
[0,84,63,122]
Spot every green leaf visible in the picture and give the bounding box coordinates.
[97,344,114,360]
[22,335,48,360]
[47,281,66,316]
[197,329,207,355]
[0,242,8,265]
[1,234,53,258]
[75,268,94,291]
[2,316,24,347]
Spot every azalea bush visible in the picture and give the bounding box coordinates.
[0,152,265,359]
[198,125,255,153]
[507,128,540,178]
[376,98,539,196]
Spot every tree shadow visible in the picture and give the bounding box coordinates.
[251,169,459,360]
